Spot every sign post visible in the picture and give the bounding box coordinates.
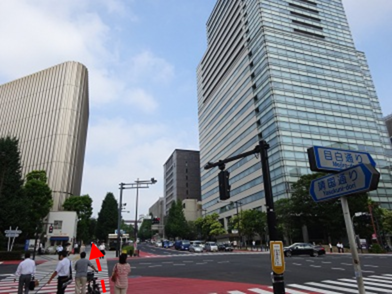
[307,146,380,294]
[4,227,22,251]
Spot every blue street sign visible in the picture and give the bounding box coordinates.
[307,146,376,173]
[309,164,380,202]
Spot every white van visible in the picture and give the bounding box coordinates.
[190,240,205,249]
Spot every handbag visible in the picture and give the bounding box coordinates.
[111,264,118,282]
[29,277,39,290]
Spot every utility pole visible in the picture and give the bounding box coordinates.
[205,140,285,293]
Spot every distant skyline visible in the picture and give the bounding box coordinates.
[0,0,391,219]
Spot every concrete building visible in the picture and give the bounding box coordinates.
[197,0,392,229]
[0,61,89,211]
[182,199,203,221]
[163,149,201,215]
[384,114,392,144]
[46,211,78,247]
[149,197,165,236]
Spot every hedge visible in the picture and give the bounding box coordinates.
[0,251,24,261]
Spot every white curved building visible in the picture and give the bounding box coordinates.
[0,61,89,211]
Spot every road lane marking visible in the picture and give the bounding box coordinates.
[325,280,392,292]
[321,261,331,263]
[139,263,151,265]
[305,260,314,262]
[287,284,341,294]
[310,265,321,268]
[308,281,370,293]
[162,262,173,263]
[196,262,206,265]
[340,278,392,289]
[283,288,309,294]
[293,263,302,266]
[364,265,378,268]
[228,291,247,294]
[369,275,392,280]
[173,264,185,266]
[364,277,392,284]
[247,289,271,293]
[218,261,229,263]
[182,261,193,263]
[331,267,345,270]
[341,263,351,266]
[362,270,375,273]
[148,265,162,268]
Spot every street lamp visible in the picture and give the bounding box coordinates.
[117,178,157,257]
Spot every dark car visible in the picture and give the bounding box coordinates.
[218,243,233,252]
[284,243,325,257]
[174,240,191,250]
[162,240,170,248]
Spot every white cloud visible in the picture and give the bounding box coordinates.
[127,51,175,85]
[123,88,158,113]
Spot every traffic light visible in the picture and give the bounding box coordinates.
[218,170,230,200]
[152,218,160,224]
[48,225,53,233]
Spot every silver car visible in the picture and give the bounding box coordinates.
[204,241,218,252]
[189,244,204,253]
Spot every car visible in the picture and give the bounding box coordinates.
[190,240,204,249]
[284,243,325,257]
[218,243,233,252]
[162,240,171,248]
[174,240,191,250]
[204,241,218,252]
[45,246,56,254]
[189,244,204,253]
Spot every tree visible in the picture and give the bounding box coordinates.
[278,173,371,243]
[23,170,53,236]
[0,137,26,245]
[95,193,118,242]
[164,200,188,239]
[239,209,267,244]
[63,195,93,243]
[195,213,225,240]
[138,218,152,241]
[89,218,97,242]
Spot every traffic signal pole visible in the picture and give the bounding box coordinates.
[205,140,285,294]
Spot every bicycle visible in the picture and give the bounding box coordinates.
[87,271,101,294]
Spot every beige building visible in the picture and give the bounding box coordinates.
[182,199,203,221]
[0,61,89,211]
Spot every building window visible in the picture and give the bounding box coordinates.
[183,203,186,209]
[54,220,62,230]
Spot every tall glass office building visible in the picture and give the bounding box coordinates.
[197,0,392,228]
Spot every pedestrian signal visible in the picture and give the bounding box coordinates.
[49,225,53,233]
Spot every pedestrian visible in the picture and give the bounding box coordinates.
[47,250,72,294]
[80,243,86,253]
[56,244,63,255]
[38,243,43,255]
[74,252,98,294]
[252,240,256,251]
[336,242,341,253]
[74,243,79,254]
[341,243,344,253]
[14,252,36,294]
[99,243,106,259]
[112,253,131,294]
[329,243,332,253]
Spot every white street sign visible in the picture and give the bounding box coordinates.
[5,233,19,238]
[4,230,22,234]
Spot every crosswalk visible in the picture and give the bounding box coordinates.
[0,259,110,294]
[214,274,392,294]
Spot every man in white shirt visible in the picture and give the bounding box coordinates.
[14,252,36,294]
[99,243,106,259]
[48,251,72,294]
[56,244,63,254]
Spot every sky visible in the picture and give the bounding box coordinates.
[0,0,391,221]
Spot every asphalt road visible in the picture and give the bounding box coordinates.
[107,243,392,287]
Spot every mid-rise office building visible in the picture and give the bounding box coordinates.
[384,114,392,144]
[0,61,89,211]
[163,149,201,215]
[197,0,392,228]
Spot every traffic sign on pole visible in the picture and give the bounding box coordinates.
[307,146,376,173]
[309,163,380,202]
[4,230,22,234]
[5,233,19,238]
[270,241,285,275]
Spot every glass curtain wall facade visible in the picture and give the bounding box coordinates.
[197,0,392,227]
[0,61,89,211]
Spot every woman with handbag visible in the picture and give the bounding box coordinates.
[111,253,131,294]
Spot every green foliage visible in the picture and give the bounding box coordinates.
[233,209,267,242]
[89,218,97,241]
[95,193,118,242]
[381,208,392,235]
[164,200,188,239]
[369,243,385,254]
[196,213,226,240]
[63,195,93,243]
[0,251,24,260]
[185,221,198,240]
[275,173,371,243]
[138,219,152,240]
[23,170,53,236]
[0,137,27,238]
[122,245,134,256]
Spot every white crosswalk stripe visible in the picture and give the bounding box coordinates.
[0,258,110,294]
